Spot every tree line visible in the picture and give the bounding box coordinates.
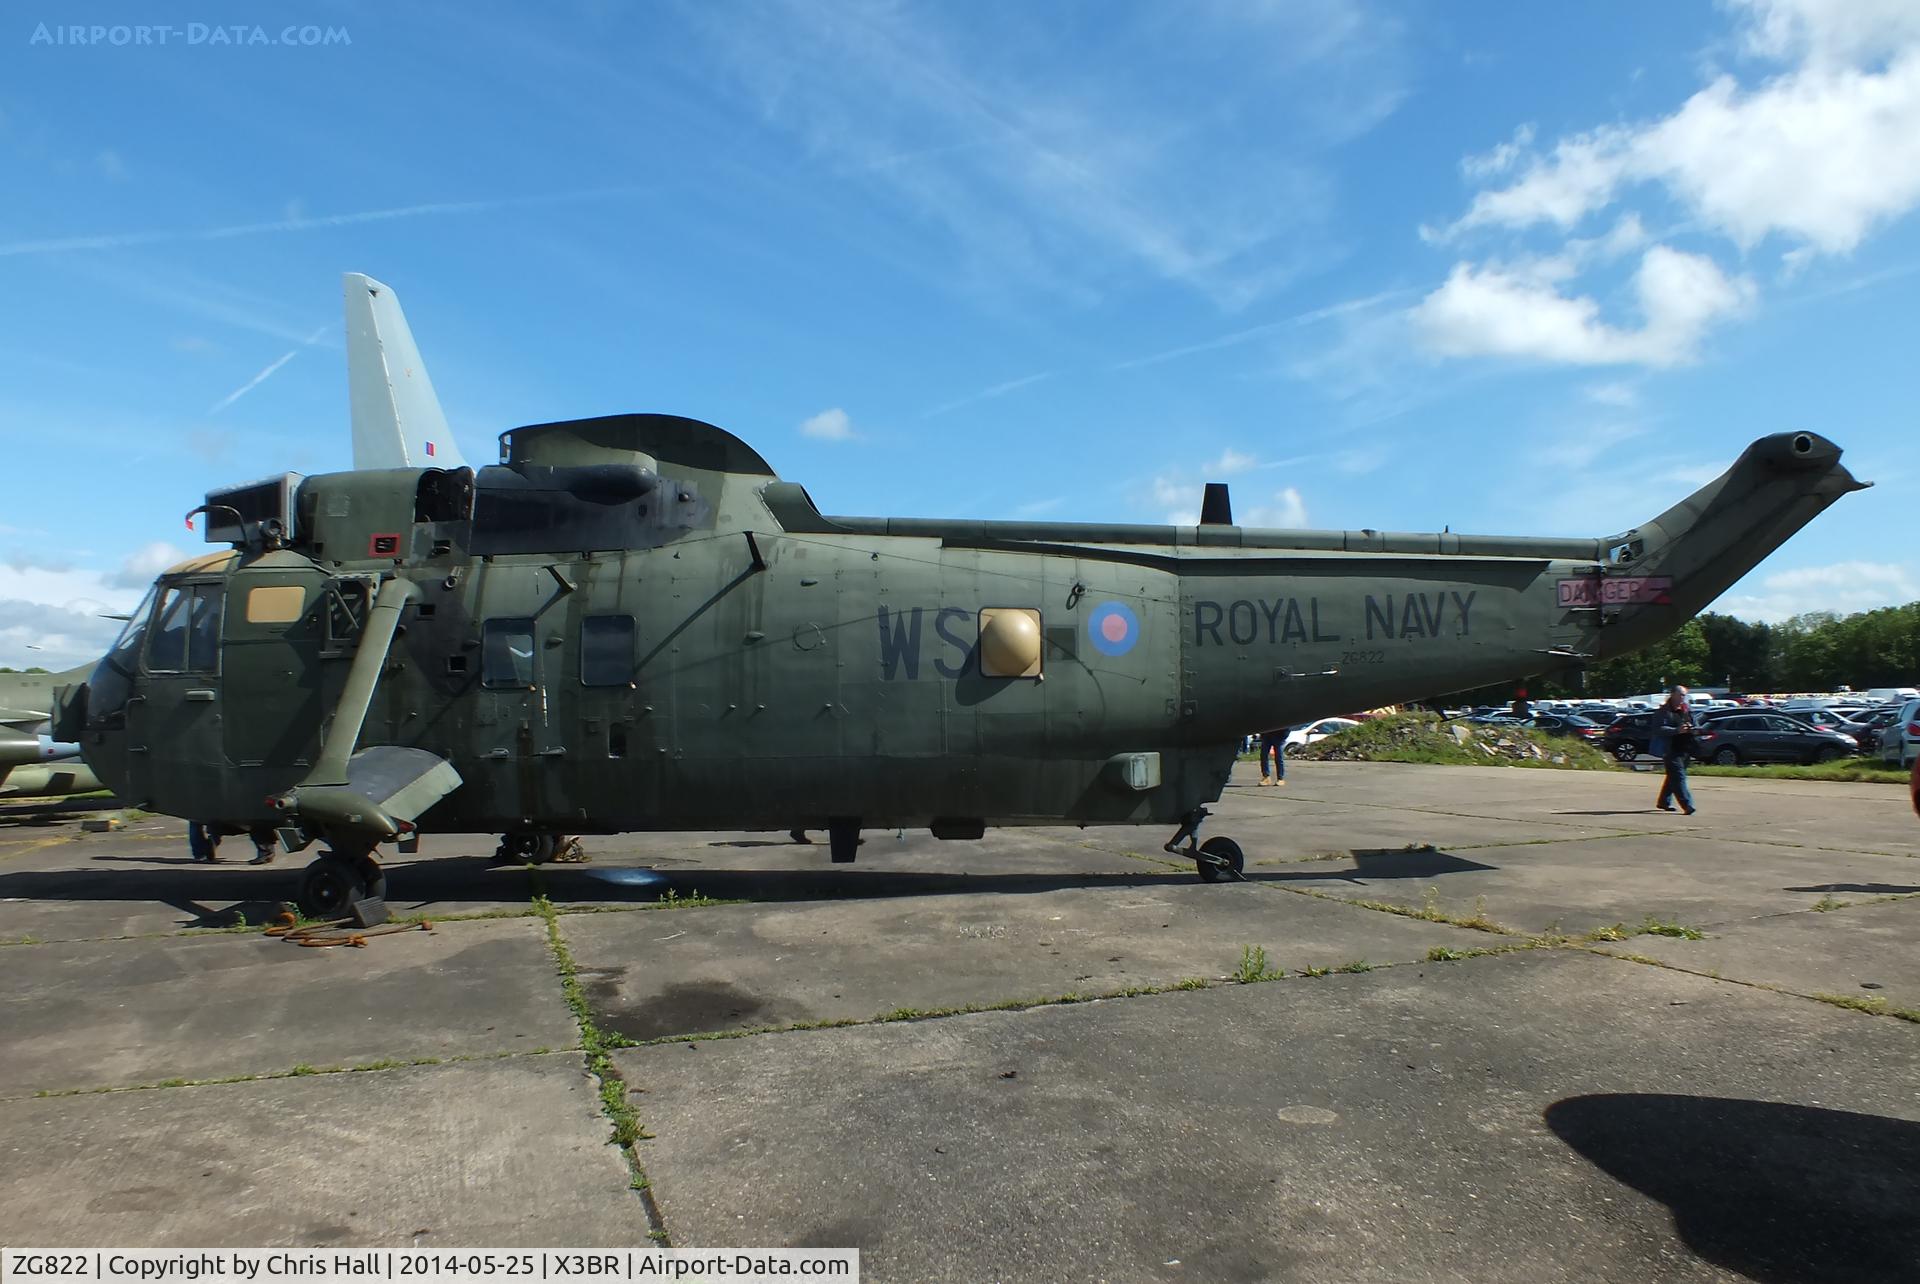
[1452,601,1920,703]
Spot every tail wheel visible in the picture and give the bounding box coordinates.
[1196,836,1245,883]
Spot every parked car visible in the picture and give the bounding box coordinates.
[1879,699,1920,767]
[1601,712,1662,761]
[1530,713,1606,743]
[1283,717,1361,755]
[1688,713,1857,765]
[1722,705,1875,751]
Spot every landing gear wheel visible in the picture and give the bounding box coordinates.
[493,833,565,864]
[1612,743,1638,763]
[1195,836,1245,883]
[1712,747,1739,765]
[297,855,379,920]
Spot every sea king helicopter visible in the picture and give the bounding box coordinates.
[54,275,1867,919]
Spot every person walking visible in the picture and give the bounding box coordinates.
[1653,686,1697,815]
[1258,727,1290,786]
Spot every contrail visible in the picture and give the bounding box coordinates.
[1111,290,1418,371]
[921,371,1052,420]
[0,187,649,258]
[207,324,330,414]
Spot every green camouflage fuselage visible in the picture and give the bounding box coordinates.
[73,415,1863,840]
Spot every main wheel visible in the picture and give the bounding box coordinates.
[1196,836,1244,883]
[297,856,377,919]
[1612,743,1638,762]
[1712,746,1740,765]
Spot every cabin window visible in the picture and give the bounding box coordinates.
[246,585,307,625]
[148,584,224,674]
[581,615,636,687]
[481,617,536,689]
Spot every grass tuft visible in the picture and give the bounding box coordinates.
[1233,945,1282,983]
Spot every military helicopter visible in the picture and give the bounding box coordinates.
[56,275,1867,919]
[1,664,102,799]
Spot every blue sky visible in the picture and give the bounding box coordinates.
[3,0,1917,668]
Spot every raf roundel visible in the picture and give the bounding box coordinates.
[1087,601,1141,657]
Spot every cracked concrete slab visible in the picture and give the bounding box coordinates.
[1597,895,1920,1013]
[620,949,1920,1283]
[0,1057,643,1246]
[0,917,576,1096]
[559,879,1500,1042]
[1266,829,1919,937]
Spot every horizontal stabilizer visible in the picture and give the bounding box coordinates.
[344,273,466,470]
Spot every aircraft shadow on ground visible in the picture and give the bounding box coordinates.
[0,845,1496,924]
[1546,1094,1920,1284]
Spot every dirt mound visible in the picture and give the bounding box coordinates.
[1295,712,1616,770]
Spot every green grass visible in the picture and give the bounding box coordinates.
[1233,945,1282,983]
[1690,758,1912,783]
[1811,993,1920,1023]
[1583,915,1706,943]
[531,893,648,1152]
[1292,712,1618,770]
[1636,914,1706,940]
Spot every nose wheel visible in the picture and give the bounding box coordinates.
[1164,809,1246,882]
[296,850,388,921]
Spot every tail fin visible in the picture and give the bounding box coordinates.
[1595,431,1868,656]
[343,273,467,470]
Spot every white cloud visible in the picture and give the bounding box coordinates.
[1714,559,1920,621]
[1154,468,1310,527]
[1204,448,1258,477]
[1244,487,1310,529]
[1461,123,1535,180]
[110,542,188,589]
[1150,474,1198,525]
[0,550,169,670]
[1416,1,1920,379]
[1445,20,1920,258]
[1727,0,1920,70]
[1583,380,1640,408]
[799,407,856,441]
[1411,245,1755,367]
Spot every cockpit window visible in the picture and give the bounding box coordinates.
[88,585,156,720]
[148,583,224,674]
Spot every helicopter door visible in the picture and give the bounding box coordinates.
[221,570,332,782]
[127,580,226,811]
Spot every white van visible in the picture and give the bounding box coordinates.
[1864,687,1919,705]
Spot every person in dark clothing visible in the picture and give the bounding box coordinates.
[1654,686,1697,815]
[1258,727,1289,785]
